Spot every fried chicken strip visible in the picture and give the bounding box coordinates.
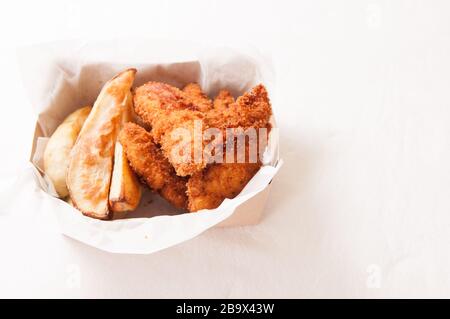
[134,82,272,193]
[207,84,272,130]
[187,84,273,212]
[119,122,187,209]
[134,82,208,177]
[187,161,261,212]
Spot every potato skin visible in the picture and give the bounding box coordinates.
[109,92,142,216]
[43,106,91,197]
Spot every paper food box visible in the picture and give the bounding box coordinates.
[14,39,281,254]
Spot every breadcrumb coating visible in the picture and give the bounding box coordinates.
[131,82,273,212]
[119,122,188,209]
[183,83,213,112]
[213,89,235,110]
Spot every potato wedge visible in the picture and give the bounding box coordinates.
[67,69,137,219]
[109,92,142,216]
[43,106,92,198]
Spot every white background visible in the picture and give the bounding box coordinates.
[1,0,450,298]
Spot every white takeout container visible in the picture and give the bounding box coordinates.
[15,39,282,254]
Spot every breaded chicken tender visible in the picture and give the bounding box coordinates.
[133,82,201,140]
[134,81,208,177]
[186,85,272,212]
[207,84,272,131]
[187,161,261,212]
[133,82,273,212]
[119,122,188,209]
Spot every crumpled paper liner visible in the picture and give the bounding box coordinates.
[6,39,282,254]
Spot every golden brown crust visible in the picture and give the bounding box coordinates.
[133,81,208,176]
[183,83,212,112]
[207,84,272,130]
[213,90,234,110]
[187,162,261,212]
[186,84,272,212]
[131,83,273,212]
[119,122,188,209]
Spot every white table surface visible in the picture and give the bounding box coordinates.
[1,0,450,298]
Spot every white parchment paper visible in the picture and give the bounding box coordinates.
[5,39,282,254]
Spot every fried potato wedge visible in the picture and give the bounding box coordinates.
[109,92,142,216]
[43,106,92,198]
[67,69,137,219]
